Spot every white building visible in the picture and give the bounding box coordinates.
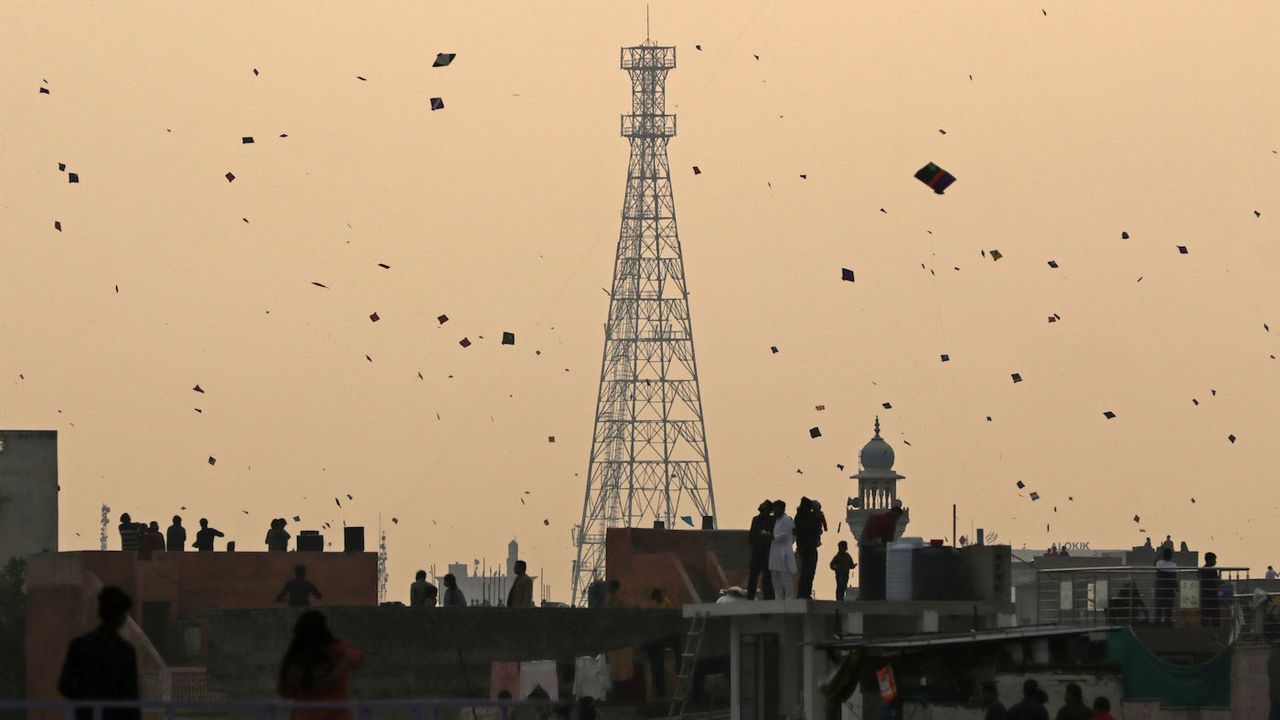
[845,418,909,545]
[438,538,537,606]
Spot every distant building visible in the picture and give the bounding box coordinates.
[0,430,58,564]
[441,538,536,606]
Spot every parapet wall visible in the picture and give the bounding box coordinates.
[207,607,702,699]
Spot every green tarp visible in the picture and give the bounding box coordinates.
[1105,628,1231,707]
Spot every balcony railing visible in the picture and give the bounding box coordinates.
[1035,565,1250,629]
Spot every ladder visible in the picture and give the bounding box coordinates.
[666,612,709,720]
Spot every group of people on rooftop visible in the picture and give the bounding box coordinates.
[406,561,535,609]
[746,496,898,602]
[117,513,224,555]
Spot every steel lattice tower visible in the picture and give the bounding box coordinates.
[570,39,717,607]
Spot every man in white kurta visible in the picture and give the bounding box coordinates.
[768,500,797,599]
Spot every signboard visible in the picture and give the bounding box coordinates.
[876,665,897,704]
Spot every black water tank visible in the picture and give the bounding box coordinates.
[344,526,365,553]
[298,531,323,552]
[912,546,962,601]
[859,545,887,601]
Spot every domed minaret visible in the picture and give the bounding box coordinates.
[845,417,910,543]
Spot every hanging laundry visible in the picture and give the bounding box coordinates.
[573,655,612,699]
[519,660,560,701]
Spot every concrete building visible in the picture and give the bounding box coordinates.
[605,526,751,606]
[0,429,58,564]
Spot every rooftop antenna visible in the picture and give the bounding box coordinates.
[646,4,650,42]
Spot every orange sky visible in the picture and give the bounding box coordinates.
[2,1,1278,603]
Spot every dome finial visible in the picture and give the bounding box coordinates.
[874,416,881,437]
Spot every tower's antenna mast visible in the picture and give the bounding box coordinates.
[570,36,717,607]
[646,5,650,42]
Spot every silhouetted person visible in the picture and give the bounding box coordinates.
[1090,697,1113,720]
[1155,547,1177,626]
[747,500,775,600]
[276,565,323,607]
[441,573,467,607]
[266,518,291,552]
[410,570,438,608]
[58,586,140,720]
[830,540,856,601]
[650,588,671,608]
[768,500,797,599]
[794,497,821,599]
[1008,679,1049,720]
[166,516,186,552]
[587,578,607,608]
[507,560,534,608]
[193,518,224,552]
[138,522,165,559]
[604,579,623,608]
[1201,552,1222,626]
[1268,566,1278,581]
[278,611,363,720]
[1058,544,1071,558]
[1142,537,1153,551]
[1161,535,1174,552]
[117,513,141,552]
[1180,541,1189,553]
[1054,683,1091,720]
[981,681,1007,720]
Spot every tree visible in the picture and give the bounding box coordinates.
[0,557,27,700]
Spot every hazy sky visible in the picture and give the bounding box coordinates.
[2,1,1279,603]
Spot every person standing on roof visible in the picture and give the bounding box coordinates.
[1200,552,1222,626]
[747,501,775,600]
[507,560,534,608]
[166,516,187,552]
[192,518,224,552]
[276,565,323,608]
[441,573,467,607]
[794,497,822,599]
[410,570,438,608]
[118,514,141,552]
[768,500,797,600]
[830,541,856,602]
[1154,547,1178,626]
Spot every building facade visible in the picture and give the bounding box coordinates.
[0,429,58,564]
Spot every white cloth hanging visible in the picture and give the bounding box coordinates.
[572,655,611,699]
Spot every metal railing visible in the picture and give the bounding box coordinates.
[1035,566,1250,628]
[0,699,583,720]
